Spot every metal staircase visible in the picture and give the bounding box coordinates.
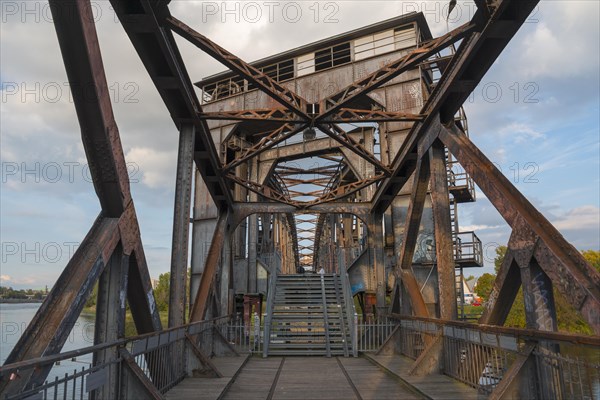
[263,273,354,356]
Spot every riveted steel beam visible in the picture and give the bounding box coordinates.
[223,123,307,172]
[199,108,302,123]
[325,108,426,123]
[392,153,431,317]
[169,124,196,328]
[166,16,310,120]
[110,1,232,207]
[429,140,457,320]
[316,22,479,121]
[317,124,391,175]
[0,215,120,395]
[190,211,229,322]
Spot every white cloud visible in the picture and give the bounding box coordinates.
[517,2,600,79]
[125,147,177,189]
[552,205,600,232]
[460,224,503,232]
[0,275,12,282]
[499,122,545,144]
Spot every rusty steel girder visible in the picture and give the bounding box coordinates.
[325,108,426,123]
[199,108,302,123]
[110,0,232,207]
[315,22,479,121]
[200,108,425,124]
[166,16,310,120]
[222,123,307,172]
[317,124,391,175]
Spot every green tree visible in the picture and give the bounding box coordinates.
[582,250,600,272]
[85,282,98,309]
[487,246,594,334]
[153,272,170,312]
[494,245,507,274]
[474,273,495,300]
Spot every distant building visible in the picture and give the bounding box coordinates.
[456,275,479,305]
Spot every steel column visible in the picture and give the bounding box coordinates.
[247,158,259,293]
[190,211,228,321]
[392,154,431,317]
[428,140,457,320]
[369,214,386,311]
[219,223,232,316]
[190,171,219,311]
[169,124,196,327]
[92,248,128,400]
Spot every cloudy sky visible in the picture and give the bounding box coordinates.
[1,1,599,289]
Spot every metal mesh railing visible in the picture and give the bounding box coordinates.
[387,315,600,399]
[355,316,397,353]
[1,316,232,400]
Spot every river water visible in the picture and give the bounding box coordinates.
[1,303,96,364]
[1,303,96,392]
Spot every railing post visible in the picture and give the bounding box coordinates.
[353,313,358,357]
[263,272,277,357]
[340,259,358,356]
[320,273,332,357]
[253,311,260,353]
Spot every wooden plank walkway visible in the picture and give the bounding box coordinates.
[165,355,249,400]
[165,354,478,400]
[363,354,478,400]
[223,356,424,400]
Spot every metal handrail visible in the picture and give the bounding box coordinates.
[333,273,349,357]
[388,314,600,346]
[452,231,483,266]
[0,316,232,399]
[340,266,358,357]
[262,270,278,357]
[320,273,332,357]
[387,314,599,397]
[0,315,231,375]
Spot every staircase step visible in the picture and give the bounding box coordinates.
[265,274,353,357]
[269,343,347,349]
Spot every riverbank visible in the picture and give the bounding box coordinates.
[81,306,169,336]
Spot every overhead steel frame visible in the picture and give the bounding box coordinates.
[2,0,599,397]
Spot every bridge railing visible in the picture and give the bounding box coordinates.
[387,314,600,399]
[355,315,397,353]
[262,269,278,357]
[0,316,231,400]
[216,315,263,355]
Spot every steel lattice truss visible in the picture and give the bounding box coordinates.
[2,0,599,397]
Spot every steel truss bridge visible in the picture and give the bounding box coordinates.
[1,0,599,399]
